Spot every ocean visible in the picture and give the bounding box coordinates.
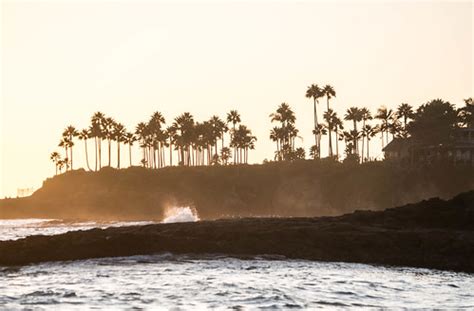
[1,218,473,309]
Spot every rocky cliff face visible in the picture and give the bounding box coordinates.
[1,160,473,220]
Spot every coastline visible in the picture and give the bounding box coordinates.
[2,161,473,221]
[1,191,473,272]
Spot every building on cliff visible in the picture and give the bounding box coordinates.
[383,128,474,166]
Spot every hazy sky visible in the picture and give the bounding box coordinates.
[1,0,472,197]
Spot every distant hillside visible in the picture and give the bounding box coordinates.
[1,160,473,220]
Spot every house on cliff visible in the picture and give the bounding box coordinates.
[383,128,474,165]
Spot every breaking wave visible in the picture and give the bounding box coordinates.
[162,207,200,223]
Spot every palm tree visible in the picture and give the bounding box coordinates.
[58,137,71,170]
[209,116,226,157]
[306,84,323,149]
[63,125,78,170]
[135,122,149,167]
[173,112,195,166]
[312,124,327,157]
[166,125,177,166]
[344,107,362,154]
[227,110,241,164]
[375,106,393,147]
[396,103,414,137]
[343,130,360,158]
[124,132,136,167]
[231,124,256,164]
[332,115,344,159]
[78,129,92,171]
[220,147,232,165]
[91,112,105,170]
[270,103,298,160]
[57,159,66,174]
[362,124,376,162]
[50,152,61,175]
[323,109,337,157]
[103,117,115,167]
[360,108,372,159]
[113,123,126,168]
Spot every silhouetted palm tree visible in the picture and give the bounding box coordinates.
[323,109,338,157]
[306,84,324,150]
[50,152,61,175]
[91,112,105,170]
[63,125,78,170]
[124,132,136,167]
[220,147,232,165]
[360,108,372,160]
[375,106,393,147]
[227,110,241,164]
[135,122,149,168]
[344,107,362,154]
[78,129,92,171]
[102,117,116,167]
[396,103,414,137]
[113,123,126,168]
[362,124,376,162]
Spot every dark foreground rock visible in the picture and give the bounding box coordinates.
[1,191,473,272]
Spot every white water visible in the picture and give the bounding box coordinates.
[1,255,473,309]
[1,217,473,309]
[0,219,154,241]
[0,207,199,241]
[162,206,200,223]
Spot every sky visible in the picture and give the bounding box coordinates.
[1,0,473,198]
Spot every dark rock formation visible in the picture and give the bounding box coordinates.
[1,191,473,272]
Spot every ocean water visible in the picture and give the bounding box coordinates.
[1,218,473,309]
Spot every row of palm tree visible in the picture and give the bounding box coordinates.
[305,82,424,161]
[50,110,256,174]
[50,90,472,174]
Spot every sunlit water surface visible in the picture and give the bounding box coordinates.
[1,219,473,309]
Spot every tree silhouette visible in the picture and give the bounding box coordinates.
[50,152,61,175]
[306,84,324,154]
[375,106,393,148]
[408,99,458,145]
[124,132,136,167]
[396,103,414,137]
[227,110,241,164]
[323,85,336,156]
[458,97,473,128]
[344,107,362,155]
[62,125,78,170]
[78,129,92,171]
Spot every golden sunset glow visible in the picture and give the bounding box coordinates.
[1,0,472,197]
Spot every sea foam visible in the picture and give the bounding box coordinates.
[162,207,200,223]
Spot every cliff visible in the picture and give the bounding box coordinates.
[1,160,473,220]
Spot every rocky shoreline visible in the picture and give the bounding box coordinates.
[1,191,473,272]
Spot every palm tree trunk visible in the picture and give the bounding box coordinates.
[335,126,339,158]
[84,140,91,171]
[98,138,102,170]
[117,141,120,169]
[70,146,73,170]
[361,120,366,162]
[108,139,111,167]
[313,98,318,149]
[367,139,370,161]
[169,142,173,166]
[95,137,98,171]
[129,144,132,167]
